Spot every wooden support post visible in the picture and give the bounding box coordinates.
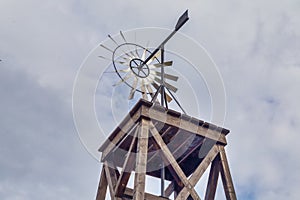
[204,155,220,200]
[103,162,122,200]
[218,145,237,200]
[133,119,149,200]
[96,166,108,200]
[103,162,115,199]
[98,100,237,200]
[115,129,138,197]
[164,181,174,198]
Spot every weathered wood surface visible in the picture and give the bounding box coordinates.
[115,128,138,197]
[103,161,122,199]
[124,188,169,200]
[97,99,236,200]
[204,155,220,200]
[99,99,229,158]
[175,145,219,200]
[96,167,108,200]
[141,103,227,144]
[133,119,149,200]
[164,181,174,198]
[149,122,201,200]
[219,145,237,200]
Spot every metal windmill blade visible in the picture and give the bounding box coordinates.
[99,30,181,104]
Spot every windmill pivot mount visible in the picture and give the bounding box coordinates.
[129,58,150,78]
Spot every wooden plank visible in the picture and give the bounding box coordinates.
[133,119,149,200]
[96,167,108,200]
[175,145,219,200]
[190,145,219,185]
[149,122,201,200]
[219,145,237,200]
[164,181,174,197]
[124,188,169,200]
[141,105,227,145]
[146,126,173,163]
[115,128,138,197]
[204,154,220,200]
[103,162,116,199]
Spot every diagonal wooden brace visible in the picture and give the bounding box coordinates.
[149,121,201,200]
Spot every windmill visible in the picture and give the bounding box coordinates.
[95,10,237,200]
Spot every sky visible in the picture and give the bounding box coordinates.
[1,0,300,199]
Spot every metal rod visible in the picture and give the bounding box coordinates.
[161,45,165,107]
[143,10,189,65]
[151,85,162,103]
[161,162,165,197]
[166,87,187,114]
[160,45,166,197]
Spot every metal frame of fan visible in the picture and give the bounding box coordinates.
[99,10,189,113]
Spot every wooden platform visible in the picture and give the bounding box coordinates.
[97,99,236,200]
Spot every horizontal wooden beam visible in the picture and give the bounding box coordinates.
[141,105,227,145]
[124,188,169,200]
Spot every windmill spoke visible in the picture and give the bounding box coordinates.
[119,68,131,73]
[120,31,137,57]
[140,80,148,100]
[151,82,160,90]
[155,71,179,81]
[154,77,178,92]
[128,78,138,99]
[140,69,147,76]
[134,33,140,58]
[141,47,147,61]
[98,55,111,61]
[100,44,114,53]
[108,34,119,46]
[146,84,154,97]
[164,82,178,93]
[113,73,133,86]
[151,61,173,68]
[120,31,127,43]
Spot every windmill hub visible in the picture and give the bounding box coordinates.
[129,58,150,78]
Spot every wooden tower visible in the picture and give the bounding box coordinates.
[96,99,237,200]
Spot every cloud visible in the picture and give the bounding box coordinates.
[1,0,299,199]
[0,63,99,199]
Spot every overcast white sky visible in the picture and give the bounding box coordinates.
[1,0,300,199]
